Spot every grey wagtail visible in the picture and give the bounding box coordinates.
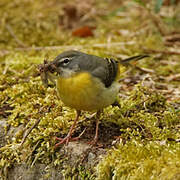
[39,50,149,147]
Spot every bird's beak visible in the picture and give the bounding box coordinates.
[49,61,62,75]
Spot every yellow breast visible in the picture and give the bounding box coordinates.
[56,72,119,111]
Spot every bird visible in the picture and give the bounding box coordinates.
[39,50,149,147]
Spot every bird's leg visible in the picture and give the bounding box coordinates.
[55,110,81,147]
[89,110,101,145]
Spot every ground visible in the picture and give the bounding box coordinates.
[0,0,180,179]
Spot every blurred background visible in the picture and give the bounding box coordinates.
[0,0,180,52]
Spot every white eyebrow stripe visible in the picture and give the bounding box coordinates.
[59,57,72,63]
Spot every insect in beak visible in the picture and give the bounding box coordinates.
[38,59,60,87]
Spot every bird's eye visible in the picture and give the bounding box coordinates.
[62,58,70,65]
[63,58,70,64]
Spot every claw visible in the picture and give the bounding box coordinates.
[87,137,98,146]
[55,128,86,148]
[87,139,103,148]
[55,135,72,147]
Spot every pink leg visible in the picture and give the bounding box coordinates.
[55,110,81,147]
[89,110,101,145]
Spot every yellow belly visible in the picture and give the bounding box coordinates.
[56,72,119,111]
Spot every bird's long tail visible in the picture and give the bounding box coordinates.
[119,54,150,65]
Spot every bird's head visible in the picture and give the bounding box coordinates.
[51,50,86,78]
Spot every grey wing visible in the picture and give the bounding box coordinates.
[91,66,108,86]
[77,53,118,88]
[91,58,118,88]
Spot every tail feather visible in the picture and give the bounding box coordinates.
[119,55,150,65]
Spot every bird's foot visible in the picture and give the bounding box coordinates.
[88,140,103,148]
[88,138,98,146]
[88,138,103,147]
[55,128,86,148]
[55,136,78,147]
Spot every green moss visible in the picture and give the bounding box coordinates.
[98,84,180,179]
[97,141,180,180]
[62,165,95,180]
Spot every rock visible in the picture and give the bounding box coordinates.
[8,164,63,180]
[4,142,106,180]
[59,141,105,169]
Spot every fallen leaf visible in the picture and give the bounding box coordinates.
[72,26,94,37]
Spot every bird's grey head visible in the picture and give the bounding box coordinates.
[52,50,85,77]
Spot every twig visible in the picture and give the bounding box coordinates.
[166,73,180,82]
[6,24,26,47]
[135,66,155,73]
[0,41,135,55]
[149,13,167,36]
[26,140,41,165]
[15,41,135,50]
[20,118,41,147]
[143,48,180,55]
